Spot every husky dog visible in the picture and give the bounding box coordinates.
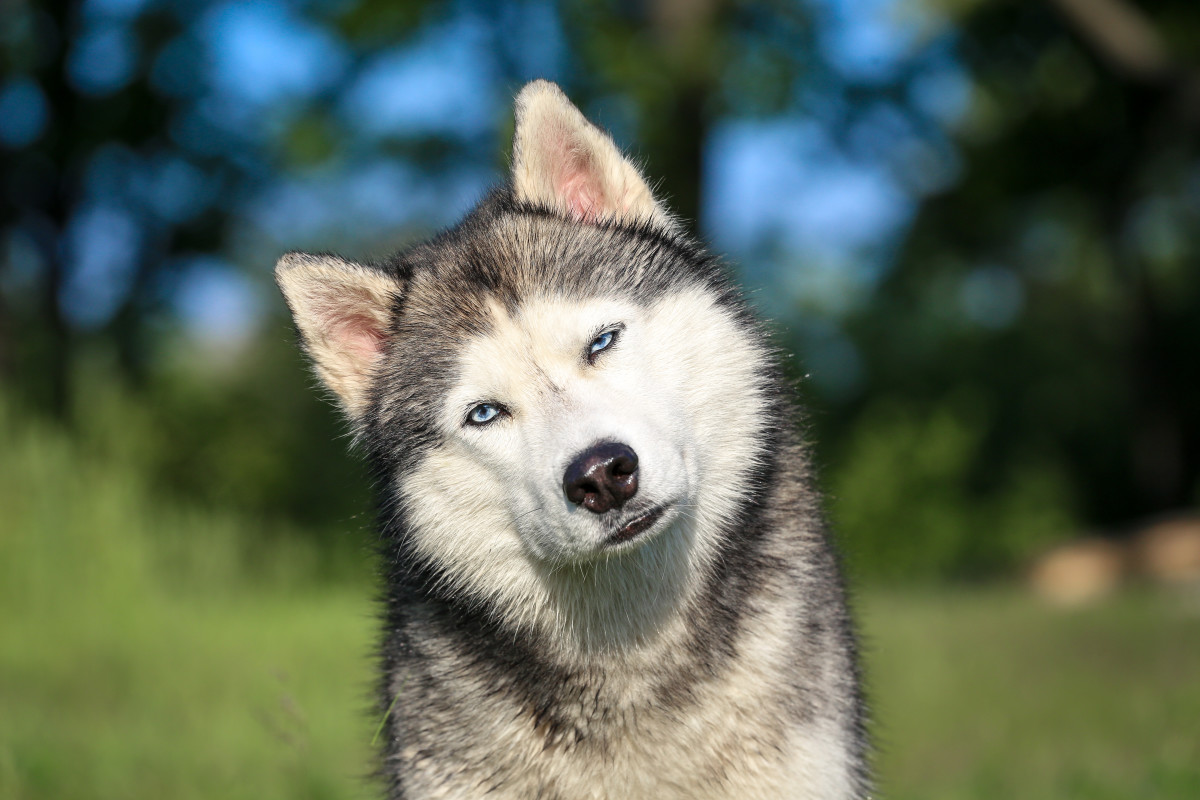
[276,80,868,799]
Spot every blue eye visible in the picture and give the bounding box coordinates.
[467,403,503,426]
[588,329,618,360]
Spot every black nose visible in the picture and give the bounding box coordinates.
[563,442,639,514]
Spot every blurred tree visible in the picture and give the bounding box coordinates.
[842,0,1200,528]
[0,0,420,524]
[556,0,828,232]
[3,1,200,413]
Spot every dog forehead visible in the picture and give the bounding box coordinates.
[401,208,697,313]
[455,295,636,392]
[378,205,725,424]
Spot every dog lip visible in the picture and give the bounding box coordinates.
[605,505,668,546]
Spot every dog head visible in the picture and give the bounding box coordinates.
[277,82,775,628]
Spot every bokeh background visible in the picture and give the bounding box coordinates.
[3,0,1199,798]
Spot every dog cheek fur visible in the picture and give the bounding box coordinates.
[640,286,776,540]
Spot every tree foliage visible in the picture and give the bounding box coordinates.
[838,0,1200,532]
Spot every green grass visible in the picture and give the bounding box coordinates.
[859,588,1200,798]
[0,402,378,800]
[3,405,1199,798]
[1,592,376,800]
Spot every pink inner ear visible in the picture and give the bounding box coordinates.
[332,313,386,363]
[550,138,608,223]
[558,167,605,223]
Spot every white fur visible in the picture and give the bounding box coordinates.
[398,288,771,653]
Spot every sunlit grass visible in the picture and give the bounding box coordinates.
[0,401,378,800]
[860,587,1200,799]
[3,405,1198,798]
[2,593,376,800]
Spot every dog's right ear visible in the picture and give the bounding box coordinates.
[274,252,402,419]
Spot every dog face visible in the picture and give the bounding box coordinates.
[437,293,696,564]
[413,269,773,565]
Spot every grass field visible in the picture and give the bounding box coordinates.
[4,409,1199,799]
[860,588,1200,799]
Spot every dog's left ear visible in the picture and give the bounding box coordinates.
[511,80,675,229]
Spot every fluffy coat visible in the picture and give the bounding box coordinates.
[276,80,868,800]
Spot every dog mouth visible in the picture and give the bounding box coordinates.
[605,505,668,547]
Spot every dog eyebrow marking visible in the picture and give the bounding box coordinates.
[531,363,561,395]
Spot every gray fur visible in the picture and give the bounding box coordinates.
[276,80,869,799]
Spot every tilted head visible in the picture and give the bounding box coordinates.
[277,81,780,646]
